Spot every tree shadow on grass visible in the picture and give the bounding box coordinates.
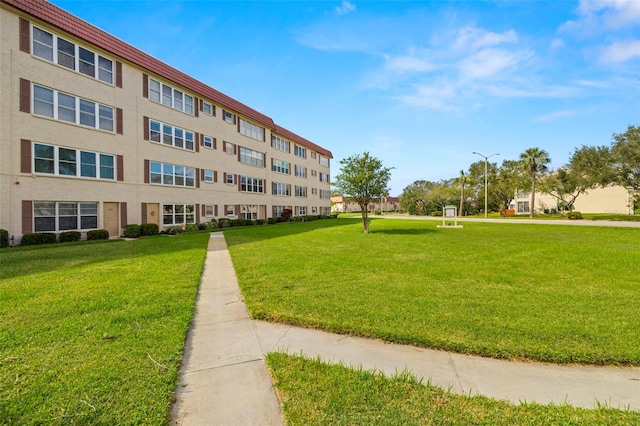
[372,228,436,235]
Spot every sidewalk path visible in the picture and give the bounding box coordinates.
[172,232,640,425]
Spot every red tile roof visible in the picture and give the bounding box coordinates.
[2,0,332,158]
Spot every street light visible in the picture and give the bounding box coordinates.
[472,151,500,218]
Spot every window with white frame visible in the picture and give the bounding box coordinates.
[320,189,331,199]
[271,135,290,153]
[204,205,215,216]
[322,207,331,216]
[312,188,318,195]
[311,152,317,159]
[33,143,114,180]
[299,206,307,215]
[32,26,114,84]
[224,141,235,154]
[239,147,265,167]
[203,135,213,149]
[163,204,195,225]
[311,169,317,177]
[272,159,290,174]
[319,156,330,167]
[225,173,235,185]
[272,205,286,218]
[203,170,214,183]
[319,172,330,183]
[34,201,98,232]
[225,205,235,216]
[224,110,235,124]
[241,205,258,220]
[202,101,213,115]
[294,145,306,158]
[239,118,264,141]
[295,186,307,198]
[272,182,290,196]
[295,165,307,178]
[148,119,195,151]
[148,77,194,115]
[33,85,114,131]
[240,176,265,193]
[149,161,196,187]
[517,201,530,213]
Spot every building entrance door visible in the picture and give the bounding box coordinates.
[103,202,119,238]
[146,203,160,226]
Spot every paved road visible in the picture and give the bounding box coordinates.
[380,213,640,227]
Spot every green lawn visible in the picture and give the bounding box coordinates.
[227,218,640,365]
[0,233,209,424]
[266,352,640,425]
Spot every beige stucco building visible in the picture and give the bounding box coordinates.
[1,0,332,242]
[331,196,400,214]
[513,185,634,215]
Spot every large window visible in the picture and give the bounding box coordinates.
[239,147,265,167]
[148,77,194,115]
[320,189,331,199]
[148,119,195,151]
[294,145,306,158]
[163,204,195,225]
[295,165,307,178]
[34,201,98,232]
[33,143,114,180]
[33,85,114,131]
[319,172,330,183]
[32,26,114,84]
[241,205,258,220]
[295,186,307,198]
[272,159,290,174]
[272,182,290,196]
[271,135,290,153]
[149,161,196,187]
[319,155,330,167]
[240,176,265,193]
[239,118,264,141]
[517,201,530,213]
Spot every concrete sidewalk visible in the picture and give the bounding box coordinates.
[171,233,640,425]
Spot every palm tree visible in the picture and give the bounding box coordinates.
[458,170,468,217]
[519,147,551,218]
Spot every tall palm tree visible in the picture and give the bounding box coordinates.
[519,147,551,218]
[458,169,468,217]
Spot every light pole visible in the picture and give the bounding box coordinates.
[472,151,500,218]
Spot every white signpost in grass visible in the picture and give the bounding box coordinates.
[437,205,463,228]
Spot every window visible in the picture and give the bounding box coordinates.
[312,188,318,195]
[239,147,265,167]
[33,143,115,180]
[321,207,331,216]
[319,156,330,167]
[203,101,213,115]
[311,152,317,159]
[225,205,235,216]
[239,118,264,141]
[272,205,286,218]
[224,141,235,154]
[294,145,306,158]
[320,189,331,199]
[32,85,114,131]
[203,170,214,183]
[271,135,290,153]
[295,186,307,198]
[272,159,290,174]
[517,201,530,213]
[163,204,195,225]
[148,119,194,151]
[241,205,258,220]
[319,172,330,183]
[32,25,113,84]
[149,161,196,187]
[34,201,98,232]
[225,173,235,185]
[148,77,194,114]
[272,182,290,196]
[295,165,307,178]
[311,169,317,177]
[224,111,235,124]
[203,135,213,149]
[299,206,307,215]
[204,205,215,216]
[240,176,265,193]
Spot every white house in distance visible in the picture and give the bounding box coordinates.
[331,196,400,214]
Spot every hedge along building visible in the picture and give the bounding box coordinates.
[0,0,333,241]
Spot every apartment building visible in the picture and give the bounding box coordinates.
[0,0,333,241]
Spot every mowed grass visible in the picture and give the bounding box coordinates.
[226,218,640,365]
[0,233,210,424]
[266,352,640,425]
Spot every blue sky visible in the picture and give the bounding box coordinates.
[50,0,640,195]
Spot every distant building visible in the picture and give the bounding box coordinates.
[331,196,400,214]
[513,185,634,215]
[1,0,333,241]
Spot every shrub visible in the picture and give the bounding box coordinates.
[230,219,250,227]
[167,226,183,235]
[58,231,81,243]
[0,229,8,248]
[140,223,159,236]
[206,220,218,230]
[217,218,231,228]
[87,229,109,240]
[281,209,292,222]
[21,232,57,246]
[123,224,141,238]
[197,222,207,231]
[567,211,583,220]
[256,219,267,225]
[267,217,278,224]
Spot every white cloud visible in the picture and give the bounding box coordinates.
[533,110,578,122]
[598,39,640,63]
[549,38,565,51]
[454,27,518,50]
[335,0,356,16]
[562,0,640,35]
[385,52,435,73]
[458,48,527,81]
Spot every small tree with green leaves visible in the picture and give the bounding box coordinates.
[334,152,392,233]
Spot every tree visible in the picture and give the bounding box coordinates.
[333,152,393,233]
[610,125,640,190]
[519,147,551,218]
[457,170,469,216]
[493,160,527,214]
